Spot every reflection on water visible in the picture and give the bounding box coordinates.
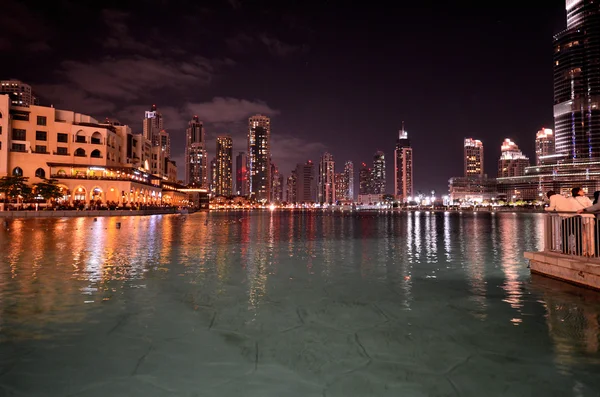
[1,211,600,395]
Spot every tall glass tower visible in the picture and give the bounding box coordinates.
[553,0,600,161]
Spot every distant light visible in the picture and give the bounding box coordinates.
[269,204,276,211]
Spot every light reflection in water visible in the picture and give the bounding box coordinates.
[0,211,599,387]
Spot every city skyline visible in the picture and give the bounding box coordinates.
[0,0,568,193]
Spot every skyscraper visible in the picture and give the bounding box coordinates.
[185,116,208,187]
[287,170,297,203]
[334,172,346,202]
[248,114,271,202]
[210,157,217,195]
[160,129,170,159]
[143,104,163,147]
[235,152,249,196]
[215,136,233,196]
[394,123,413,201]
[359,162,372,195]
[318,152,335,204]
[271,163,284,202]
[535,128,555,165]
[498,139,530,177]
[464,138,484,177]
[553,0,600,161]
[295,161,315,203]
[344,161,354,200]
[372,151,386,194]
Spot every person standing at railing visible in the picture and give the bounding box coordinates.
[576,190,600,256]
[545,191,578,254]
[571,187,593,257]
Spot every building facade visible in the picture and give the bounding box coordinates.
[271,163,284,202]
[372,151,386,195]
[295,161,315,203]
[344,160,354,201]
[497,138,530,178]
[235,151,248,196]
[0,95,190,206]
[215,136,233,196]
[248,114,271,201]
[448,176,498,203]
[1,80,37,107]
[185,115,208,187]
[394,124,413,201]
[359,162,372,195]
[464,138,484,176]
[286,170,297,203]
[535,128,555,165]
[318,152,335,204]
[553,0,600,162]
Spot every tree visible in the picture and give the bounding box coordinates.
[0,176,32,203]
[33,178,64,205]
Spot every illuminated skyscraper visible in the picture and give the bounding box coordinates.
[535,128,555,165]
[0,80,37,106]
[210,157,217,195]
[394,123,413,201]
[498,138,530,177]
[318,152,335,204]
[287,170,297,203]
[553,0,600,161]
[372,151,386,194]
[215,136,233,196]
[235,152,248,196]
[143,104,163,147]
[248,114,271,201]
[344,161,354,200]
[185,116,208,187]
[464,138,484,177]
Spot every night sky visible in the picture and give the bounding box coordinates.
[0,0,566,194]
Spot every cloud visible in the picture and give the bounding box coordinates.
[187,97,279,123]
[101,9,161,55]
[270,135,327,174]
[58,56,216,100]
[35,84,117,116]
[259,34,307,57]
[0,0,52,52]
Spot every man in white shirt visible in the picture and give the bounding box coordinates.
[545,191,578,254]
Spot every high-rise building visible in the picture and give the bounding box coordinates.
[359,162,372,195]
[235,151,248,196]
[464,138,484,177]
[535,128,555,165]
[334,172,346,202]
[318,152,335,204]
[271,163,284,202]
[498,138,530,178]
[394,123,413,201]
[248,114,271,201]
[160,130,170,159]
[185,116,208,187]
[215,136,233,196]
[0,80,37,107]
[344,161,354,200]
[143,104,163,147]
[553,0,600,161]
[286,170,297,203]
[210,157,217,195]
[372,151,386,195]
[295,161,315,203]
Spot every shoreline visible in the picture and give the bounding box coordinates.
[0,208,179,219]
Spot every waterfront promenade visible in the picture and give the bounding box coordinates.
[0,208,178,218]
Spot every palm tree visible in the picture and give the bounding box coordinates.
[33,178,64,207]
[0,176,32,205]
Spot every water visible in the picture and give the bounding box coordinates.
[0,211,599,396]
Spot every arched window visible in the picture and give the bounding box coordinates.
[12,167,23,176]
[74,148,86,157]
[91,131,102,145]
[91,149,101,158]
[75,130,86,143]
[35,168,46,178]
